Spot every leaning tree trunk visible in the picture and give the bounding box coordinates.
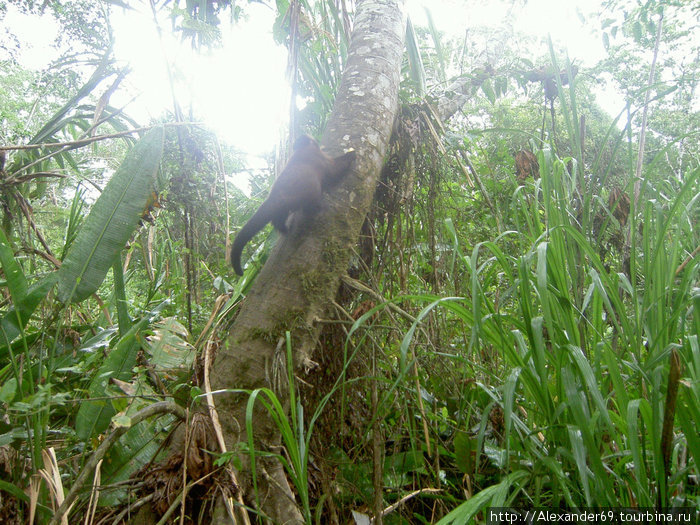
[209,0,406,522]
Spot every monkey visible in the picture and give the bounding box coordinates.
[230,135,356,276]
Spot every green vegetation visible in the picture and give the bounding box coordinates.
[0,0,697,523]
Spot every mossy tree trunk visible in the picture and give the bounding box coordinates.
[209,0,406,522]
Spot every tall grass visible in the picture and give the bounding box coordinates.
[244,149,697,518]
[436,59,700,517]
[289,66,699,522]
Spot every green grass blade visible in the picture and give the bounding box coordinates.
[436,471,528,524]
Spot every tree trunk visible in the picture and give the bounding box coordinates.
[209,0,406,522]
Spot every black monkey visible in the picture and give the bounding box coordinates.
[230,136,356,275]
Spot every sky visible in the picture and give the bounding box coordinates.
[3,0,617,157]
[408,0,605,61]
[109,0,613,154]
[109,2,289,156]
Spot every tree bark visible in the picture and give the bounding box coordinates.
[209,0,406,522]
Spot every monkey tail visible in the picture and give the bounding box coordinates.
[230,200,276,276]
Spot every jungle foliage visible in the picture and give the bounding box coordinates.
[0,0,698,523]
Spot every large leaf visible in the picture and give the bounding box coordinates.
[145,317,195,375]
[57,127,164,303]
[0,229,57,350]
[98,414,175,506]
[75,315,152,440]
[0,228,28,303]
[0,276,57,351]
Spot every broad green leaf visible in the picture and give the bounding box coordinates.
[632,21,643,42]
[424,7,446,81]
[568,425,591,504]
[503,366,520,460]
[100,406,175,506]
[75,315,153,440]
[0,333,41,364]
[57,126,164,303]
[0,378,17,403]
[481,79,496,104]
[145,317,195,374]
[0,275,57,350]
[567,344,612,427]
[453,430,473,475]
[626,398,650,501]
[0,229,28,303]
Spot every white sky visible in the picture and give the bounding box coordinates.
[4,0,618,156]
[409,0,606,61]
[109,2,288,156]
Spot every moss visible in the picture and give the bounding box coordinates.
[300,269,322,297]
[277,309,307,333]
[245,327,280,346]
[243,309,308,347]
[321,239,343,268]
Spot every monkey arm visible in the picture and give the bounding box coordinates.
[322,149,356,189]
